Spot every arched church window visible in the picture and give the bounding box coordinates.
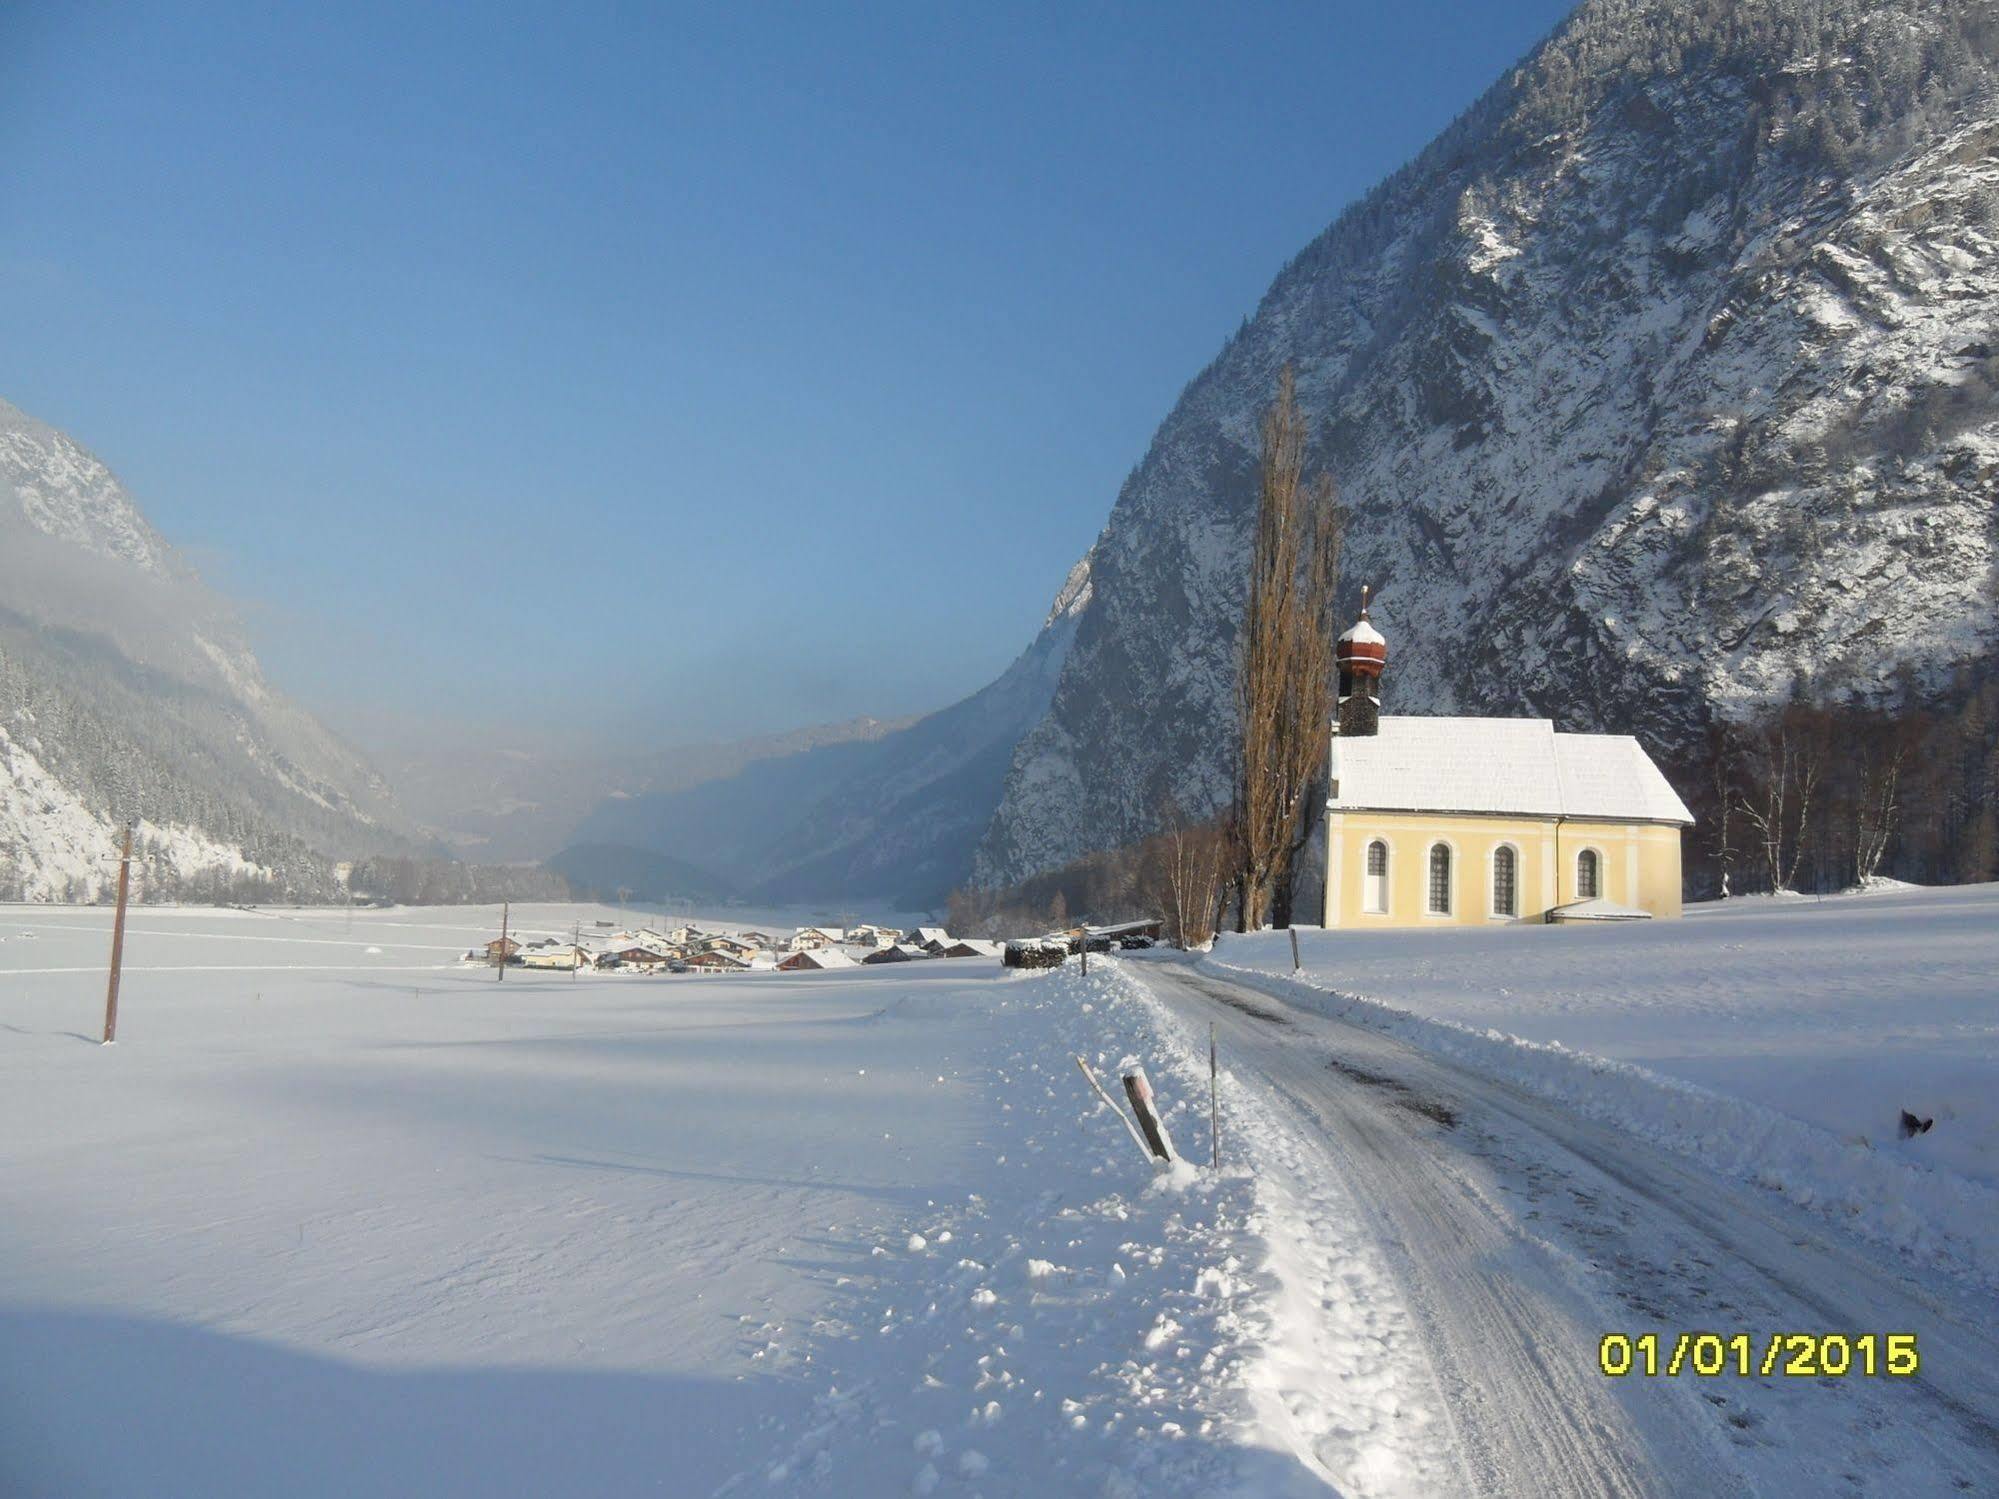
[1427,843,1452,915]
[1492,845,1517,917]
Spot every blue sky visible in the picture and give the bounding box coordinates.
[0,0,1572,752]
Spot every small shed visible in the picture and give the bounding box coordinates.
[520,944,592,970]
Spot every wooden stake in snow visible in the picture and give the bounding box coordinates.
[1209,1021,1220,1169]
[1290,926,1301,972]
[496,901,509,983]
[1075,1055,1153,1163]
[1122,1065,1176,1163]
[102,821,134,1045]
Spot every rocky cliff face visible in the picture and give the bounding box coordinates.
[0,398,410,900]
[974,0,1999,886]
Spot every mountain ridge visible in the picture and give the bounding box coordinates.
[0,398,415,900]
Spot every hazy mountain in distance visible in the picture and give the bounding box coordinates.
[378,714,920,865]
[542,842,739,907]
[559,559,1092,909]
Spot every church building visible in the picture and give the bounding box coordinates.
[1322,593,1692,928]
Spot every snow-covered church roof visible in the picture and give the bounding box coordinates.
[1328,716,1693,825]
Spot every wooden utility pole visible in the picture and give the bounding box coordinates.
[102,822,134,1045]
[1290,927,1301,973]
[497,901,509,982]
[572,919,581,979]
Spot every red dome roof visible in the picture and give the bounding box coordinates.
[1337,586,1386,672]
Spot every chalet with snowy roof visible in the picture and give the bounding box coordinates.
[682,950,750,972]
[862,943,932,965]
[1322,590,1692,928]
[940,939,1002,959]
[605,942,673,967]
[787,926,846,951]
[777,947,858,972]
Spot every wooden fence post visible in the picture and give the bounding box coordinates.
[1075,1055,1153,1162]
[1122,1066,1175,1162]
[1209,1022,1219,1169]
[1290,927,1301,973]
[102,822,134,1045]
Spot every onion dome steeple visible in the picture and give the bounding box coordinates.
[1336,585,1385,738]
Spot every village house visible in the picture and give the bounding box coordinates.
[847,924,901,948]
[682,950,750,972]
[483,936,523,961]
[1321,594,1692,928]
[787,926,846,951]
[698,934,758,959]
[903,926,950,950]
[610,945,673,969]
[862,942,933,965]
[940,939,1002,960]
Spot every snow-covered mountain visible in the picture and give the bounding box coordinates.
[564,558,1092,908]
[973,0,1999,886]
[0,397,409,900]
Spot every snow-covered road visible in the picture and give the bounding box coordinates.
[1133,960,1999,1497]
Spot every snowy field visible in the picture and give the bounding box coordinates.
[1207,882,1999,1285]
[5,896,1996,1497]
[0,904,1300,1497]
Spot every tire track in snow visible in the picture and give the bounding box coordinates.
[1135,960,1999,1496]
[1138,962,1691,1497]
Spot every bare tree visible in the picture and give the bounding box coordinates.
[1232,366,1346,930]
[1704,721,1740,897]
[1736,704,1829,893]
[1852,737,1904,887]
[1147,795,1231,949]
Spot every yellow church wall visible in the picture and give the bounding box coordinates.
[1322,811,1683,928]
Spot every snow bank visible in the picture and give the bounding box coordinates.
[748,959,1445,1497]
